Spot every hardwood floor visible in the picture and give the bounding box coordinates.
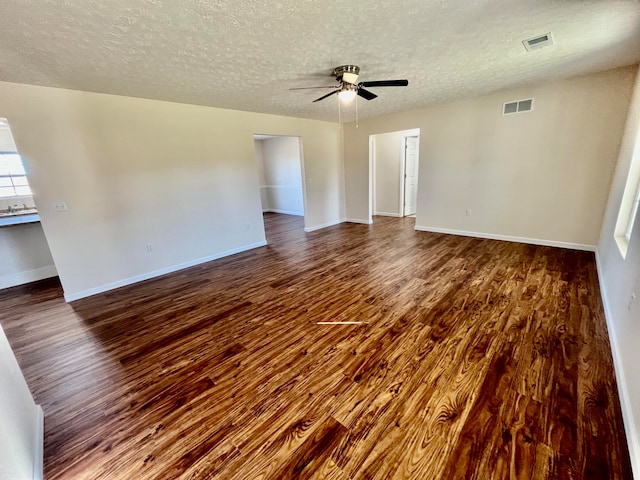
[0,213,632,479]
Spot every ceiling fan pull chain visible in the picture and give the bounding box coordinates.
[338,94,342,124]
[356,94,359,128]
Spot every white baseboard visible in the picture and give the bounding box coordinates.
[33,405,43,480]
[264,209,304,216]
[414,225,596,252]
[375,212,402,217]
[595,249,640,478]
[304,219,344,233]
[0,265,58,290]
[63,241,267,302]
[345,218,373,225]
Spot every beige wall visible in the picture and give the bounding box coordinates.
[0,224,56,289]
[597,66,640,477]
[374,131,403,216]
[344,66,636,248]
[0,81,344,300]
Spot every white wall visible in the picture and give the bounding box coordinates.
[597,65,640,477]
[0,224,57,289]
[344,66,636,249]
[0,81,344,300]
[0,325,43,480]
[374,131,403,216]
[257,136,304,216]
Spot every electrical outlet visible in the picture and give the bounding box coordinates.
[245,223,250,230]
[629,293,636,312]
[466,209,472,216]
[146,244,153,253]
[54,201,68,212]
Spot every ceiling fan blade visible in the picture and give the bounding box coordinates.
[357,88,378,101]
[313,90,339,103]
[359,79,409,88]
[289,86,337,90]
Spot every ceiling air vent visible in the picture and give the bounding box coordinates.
[523,33,554,52]
[503,98,534,115]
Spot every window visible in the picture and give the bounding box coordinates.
[614,124,640,258]
[0,153,32,198]
[624,181,640,242]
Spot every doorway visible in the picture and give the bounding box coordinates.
[0,117,58,289]
[253,135,307,240]
[369,128,420,222]
[403,135,419,217]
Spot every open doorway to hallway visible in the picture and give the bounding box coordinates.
[253,135,307,242]
[369,128,420,222]
[0,116,58,290]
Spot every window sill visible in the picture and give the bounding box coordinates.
[615,234,629,259]
[0,213,40,227]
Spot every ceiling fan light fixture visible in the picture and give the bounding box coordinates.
[342,72,359,84]
[338,89,357,102]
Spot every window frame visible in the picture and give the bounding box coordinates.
[624,181,640,242]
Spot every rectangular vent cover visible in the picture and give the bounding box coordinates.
[523,33,554,51]
[503,98,534,115]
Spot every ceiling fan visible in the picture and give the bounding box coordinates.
[290,65,409,103]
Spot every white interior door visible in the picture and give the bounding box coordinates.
[403,136,419,216]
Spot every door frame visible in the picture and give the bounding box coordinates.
[252,134,308,233]
[400,132,420,216]
[368,135,375,223]
[369,128,420,222]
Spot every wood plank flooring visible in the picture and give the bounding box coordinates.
[0,213,632,479]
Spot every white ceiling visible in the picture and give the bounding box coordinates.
[1,0,640,123]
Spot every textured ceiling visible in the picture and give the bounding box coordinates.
[1,0,640,123]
